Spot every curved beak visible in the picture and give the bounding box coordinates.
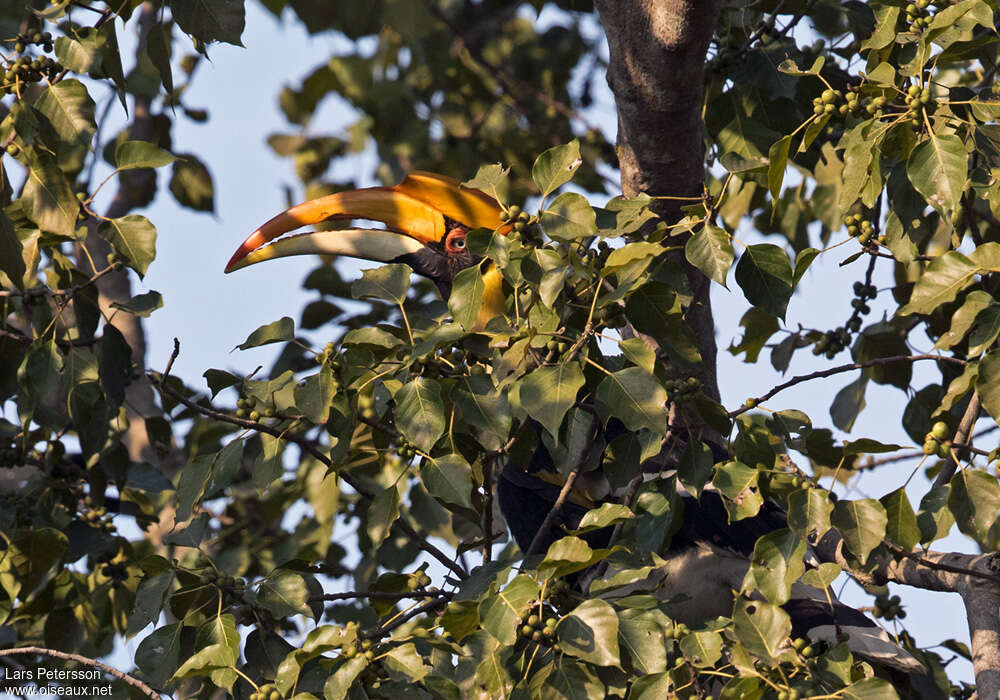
[225,172,509,274]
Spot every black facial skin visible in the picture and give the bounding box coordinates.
[390,218,481,300]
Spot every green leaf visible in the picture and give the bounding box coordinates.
[735,244,793,319]
[479,574,538,645]
[575,503,634,532]
[464,163,509,203]
[114,141,176,170]
[128,570,174,638]
[170,154,215,212]
[786,488,834,541]
[618,610,667,673]
[171,0,246,45]
[792,247,820,287]
[677,440,716,498]
[830,374,868,432]
[907,133,968,216]
[135,623,183,687]
[880,488,920,551]
[0,213,25,289]
[323,657,367,700]
[768,135,792,200]
[595,367,667,435]
[532,139,581,197]
[448,264,484,330]
[556,599,621,666]
[979,350,1000,424]
[256,571,312,618]
[541,660,605,700]
[393,377,445,451]
[685,225,734,287]
[732,598,791,663]
[843,678,901,700]
[294,365,336,423]
[712,461,763,520]
[454,374,511,452]
[421,454,474,510]
[352,263,411,304]
[237,317,295,350]
[518,362,585,437]
[831,498,887,565]
[146,21,173,95]
[33,79,96,147]
[744,529,806,604]
[53,35,101,73]
[679,629,724,668]
[173,613,240,688]
[203,368,240,398]
[99,214,157,277]
[949,469,1000,546]
[918,484,955,544]
[366,485,399,547]
[98,323,132,406]
[539,192,597,241]
[111,290,163,317]
[540,536,609,578]
[23,149,81,238]
[801,562,842,589]
[899,251,978,316]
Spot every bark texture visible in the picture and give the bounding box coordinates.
[76,3,163,466]
[594,0,722,404]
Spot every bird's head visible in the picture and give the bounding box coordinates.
[225,171,511,329]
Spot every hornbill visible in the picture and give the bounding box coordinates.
[225,172,927,677]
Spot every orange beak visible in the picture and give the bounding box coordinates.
[225,172,507,273]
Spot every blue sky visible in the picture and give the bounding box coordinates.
[104,2,976,683]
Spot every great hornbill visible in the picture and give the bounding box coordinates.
[225,172,926,677]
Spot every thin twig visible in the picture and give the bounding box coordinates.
[0,264,117,298]
[0,646,161,699]
[150,367,467,579]
[730,354,968,418]
[312,590,452,603]
[524,467,583,557]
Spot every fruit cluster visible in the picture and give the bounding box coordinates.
[501,205,538,244]
[249,684,282,700]
[905,0,934,31]
[665,376,701,401]
[519,608,561,649]
[80,496,115,533]
[873,593,906,620]
[922,421,952,459]
[236,395,276,421]
[3,31,60,95]
[902,84,935,128]
[844,213,878,245]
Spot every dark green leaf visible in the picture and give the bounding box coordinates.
[556,598,620,666]
[685,225,734,287]
[99,214,157,277]
[170,154,215,212]
[393,377,445,451]
[532,139,581,197]
[735,244,793,319]
[115,141,176,170]
[518,362,585,437]
[171,0,246,45]
[236,317,294,350]
[352,263,411,304]
[831,498,887,565]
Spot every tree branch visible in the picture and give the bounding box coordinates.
[149,359,467,580]
[0,646,160,699]
[729,354,968,418]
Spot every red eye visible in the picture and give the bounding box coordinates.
[446,232,467,253]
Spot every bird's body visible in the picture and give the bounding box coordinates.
[227,171,928,681]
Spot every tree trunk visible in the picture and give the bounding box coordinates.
[594,0,722,404]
